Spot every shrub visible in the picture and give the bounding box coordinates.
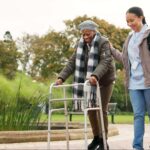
[111,70,132,112]
[0,73,48,130]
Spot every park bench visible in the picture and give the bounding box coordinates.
[107,103,117,124]
[69,102,117,124]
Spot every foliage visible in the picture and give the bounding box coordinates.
[64,15,130,50]
[0,92,46,130]
[7,16,133,112]
[111,70,132,112]
[3,31,13,42]
[0,32,21,79]
[0,16,136,130]
[0,73,48,130]
[17,33,36,73]
[17,15,130,80]
[0,72,74,130]
[64,15,130,70]
[17,31,71,79]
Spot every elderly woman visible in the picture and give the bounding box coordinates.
[56,20,115,150]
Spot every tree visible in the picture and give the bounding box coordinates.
[111,70,131,112]
[0,31,21,79]
[3,31,13,42]
[64,15,130,50]
[17,34,37,73]
[17,31,71,79]
[17,16,130,80]
[64,15,130,70]
[30,31,71,78]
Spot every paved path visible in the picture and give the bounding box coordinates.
[0,124,149,150]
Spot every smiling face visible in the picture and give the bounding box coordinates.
[126,12,143,32]
[81,29,96,44]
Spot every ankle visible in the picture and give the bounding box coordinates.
[94,135,99,140]
[99,137,103,143]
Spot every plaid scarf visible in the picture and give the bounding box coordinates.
[73,32,100,110]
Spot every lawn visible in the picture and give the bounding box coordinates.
[41,113,150,124]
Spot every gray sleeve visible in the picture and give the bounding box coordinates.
[111,47,123,63]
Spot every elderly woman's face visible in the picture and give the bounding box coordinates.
[126,13,143,32]
[81,29,96,44]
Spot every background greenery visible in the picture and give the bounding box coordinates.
[0,15,142,130]
[0,73,49,130]
[42,113,150,124]
[0,71,146,131]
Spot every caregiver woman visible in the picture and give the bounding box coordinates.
[111,6,150,150]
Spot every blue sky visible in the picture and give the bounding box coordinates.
[0,0,150,40]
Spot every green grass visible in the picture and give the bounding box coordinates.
[41,113,150,124]
[0,72,49,130]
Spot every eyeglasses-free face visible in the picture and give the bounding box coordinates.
[126,12,144,32]
[81,29,96,44]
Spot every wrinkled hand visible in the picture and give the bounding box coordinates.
[89,76,97,86]
[55,78,63,85]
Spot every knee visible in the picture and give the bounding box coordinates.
[134,113,145,120]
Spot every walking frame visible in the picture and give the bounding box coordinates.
[47,80,107,150]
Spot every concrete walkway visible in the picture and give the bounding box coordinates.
[0,124,149,150]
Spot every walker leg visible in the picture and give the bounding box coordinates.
[84,109,88,150]
[99,109,107,150]
[64,100,69,150]
[47,110,52,150]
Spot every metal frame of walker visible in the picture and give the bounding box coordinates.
[47,80,107,150]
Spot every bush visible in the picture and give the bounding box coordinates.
[111,70,132,112]
[0,72,48,130]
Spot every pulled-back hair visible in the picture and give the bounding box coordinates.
[126,6,146,24]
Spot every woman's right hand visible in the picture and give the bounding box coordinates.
[109,42,114,53]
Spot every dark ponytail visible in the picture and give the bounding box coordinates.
[142,17,146,24]
[126,6,146,24]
